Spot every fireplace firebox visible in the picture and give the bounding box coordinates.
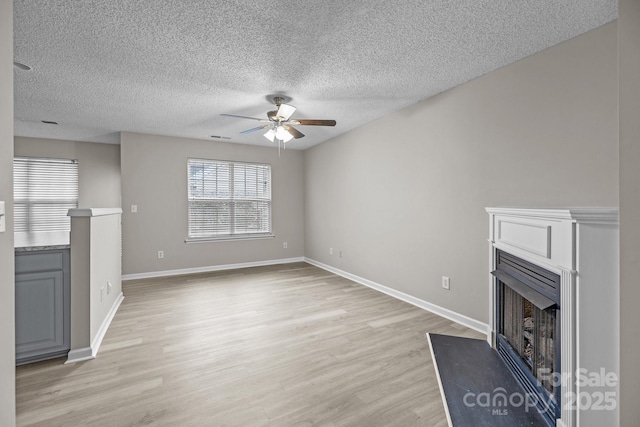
[493,249,561,425]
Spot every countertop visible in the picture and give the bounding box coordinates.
[16,244,70,253]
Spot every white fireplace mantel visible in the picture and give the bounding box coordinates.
[486,207,619,427]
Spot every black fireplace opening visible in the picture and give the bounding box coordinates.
[493,250,561,425]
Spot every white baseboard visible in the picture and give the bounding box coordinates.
[91,292,124,357]
[122,256,487,334]
[65,347,94,364]
[304,258,489,335]
[122,257,306,281]
[65,291,124,364]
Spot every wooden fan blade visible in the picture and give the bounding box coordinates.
[291,119,336,126]
[284,125,305,139]
[240,124,270,134]
[221,114,268,122]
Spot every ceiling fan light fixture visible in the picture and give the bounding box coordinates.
[223,97,336,148]
[264,128,276,142]
[275,126,294,142]
[276,103,296,121]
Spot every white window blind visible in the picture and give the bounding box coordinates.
[14,157,79,246]
[187,158,272,239]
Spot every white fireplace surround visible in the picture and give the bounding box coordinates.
[486,208,619,427]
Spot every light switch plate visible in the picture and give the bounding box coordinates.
[0,201,5,233]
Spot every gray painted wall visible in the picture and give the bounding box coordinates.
[304,22,619,324]
[619,1,640,425]
[120,132,304,276]
[0,0,15,424]
[69,218,90,351]
[14,137,121,208]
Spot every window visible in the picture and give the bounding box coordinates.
[187,158,272,240]
[14,157,79,246]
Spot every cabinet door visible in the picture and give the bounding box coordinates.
[15,270,67,362]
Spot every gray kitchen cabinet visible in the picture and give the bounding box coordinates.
[15,248,70,365]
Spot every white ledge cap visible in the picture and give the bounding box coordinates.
[485,207,619,223]
[67,208,123,217]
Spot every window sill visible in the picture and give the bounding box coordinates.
[185,234,275,244]
[15,231,70,249]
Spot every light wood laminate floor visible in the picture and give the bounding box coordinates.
[16,262,483,426]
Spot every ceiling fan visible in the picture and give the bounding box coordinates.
[221,96,336,147]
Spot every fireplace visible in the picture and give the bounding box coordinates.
[494,249,560,425]
[486,208,619,427]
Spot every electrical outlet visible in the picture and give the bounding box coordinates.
[442,276,450,290]
[330,247,333,255]
[158,250,164,259]
[283,242,288,249]
[131,204,138,213]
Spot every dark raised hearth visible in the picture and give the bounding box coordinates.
[428,333,548,427]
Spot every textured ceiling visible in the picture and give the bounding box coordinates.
[13,1,617,150]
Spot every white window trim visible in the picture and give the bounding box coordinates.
[185,234,275,244]
[186,158,273,242]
